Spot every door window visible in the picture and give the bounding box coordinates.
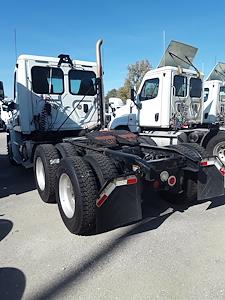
[140,78,159,101]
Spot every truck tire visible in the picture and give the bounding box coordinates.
[34,144,60,203]
[55,142,78,158]
[206,132,225,164]
[84,152,119,187]
[7,134,18,166]
[138,135,157,146]
[160,143,208,205]
[56,156,98,235]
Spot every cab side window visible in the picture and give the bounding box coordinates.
[219,86,225,102]
[140,78,159,101]
[173,75,187,97]
[204,88,209,102]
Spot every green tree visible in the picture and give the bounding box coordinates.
[105,59,151,102]
[117,79,130,102]
[127,59,151,91]
[118,59,152,101]
[105,88,119,103]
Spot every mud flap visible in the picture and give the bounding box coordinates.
[197,165,224,200]
[96,183,142,233]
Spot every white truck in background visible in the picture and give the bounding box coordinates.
[203,62,225,124]
[109,40,225,163]
[105,97,124,125]
[108,97,124,114]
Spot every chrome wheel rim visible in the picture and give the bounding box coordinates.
[36,157,46,191]
[213,141,225,164]
[59,173,75,218]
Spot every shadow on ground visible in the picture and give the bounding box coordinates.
[0,153,36,198]
[0,219,25,299]
[0,267,26,300]
[0,219,13,241]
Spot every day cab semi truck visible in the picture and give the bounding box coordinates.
[4,40,225,235]
[109,40,225,164]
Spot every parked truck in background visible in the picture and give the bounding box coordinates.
[105,97,124,125]
[109,40,225,163]
[3,40,225,235]
[203,62,225,124]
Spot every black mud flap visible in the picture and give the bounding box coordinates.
[197,165,224,201]
[96,183,142,233]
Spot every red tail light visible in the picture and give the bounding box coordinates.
[127,177,138,185]
[168,175,176,187]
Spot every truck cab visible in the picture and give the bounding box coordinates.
[12,54,98,134]
[109,40,203,133]
[203,62,225,124]
[8,52,103,166]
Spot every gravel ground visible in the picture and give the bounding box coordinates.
[1,132,225,300]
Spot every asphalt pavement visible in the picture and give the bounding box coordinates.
[1,132,225,300]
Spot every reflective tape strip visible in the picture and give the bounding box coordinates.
[200,157,225,176]
[96,175,137,207]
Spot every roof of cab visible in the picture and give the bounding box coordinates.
[17,54,96,67]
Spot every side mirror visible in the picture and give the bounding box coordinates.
[0,81,4,101]
[130,88,136,102]
[7,101,16,111]
[130,88,142,110]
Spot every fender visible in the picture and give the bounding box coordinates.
[200,128,219,148]
[108,113,138,132]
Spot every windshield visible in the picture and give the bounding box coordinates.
[31,66,64,94]
[190,77,202,98]
[69,70,96,96]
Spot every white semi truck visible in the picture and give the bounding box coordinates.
[203,62,225,124]
[109,40,225,163]
[4,41,225,235]
[105,97,124,125]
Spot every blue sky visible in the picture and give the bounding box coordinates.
[1,0,225,97]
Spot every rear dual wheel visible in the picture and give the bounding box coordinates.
[57,156,98,235]
[34,144,60,203]
[34,142,78,203]
[56,153,119,235]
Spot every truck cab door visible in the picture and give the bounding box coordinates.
[138,74,162,127]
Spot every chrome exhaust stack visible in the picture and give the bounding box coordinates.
[96,39,105,128]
